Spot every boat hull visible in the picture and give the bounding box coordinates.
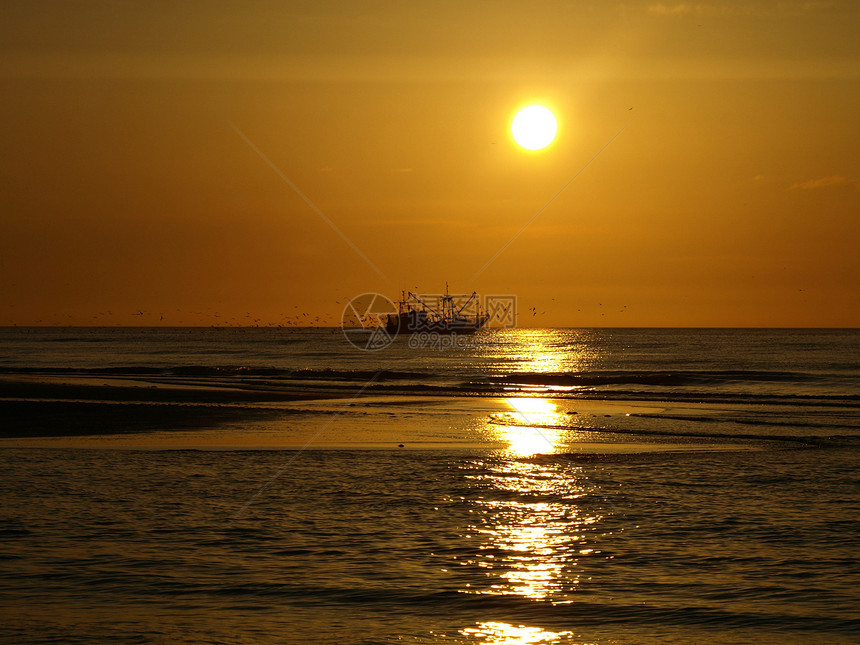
[385,312,489,335]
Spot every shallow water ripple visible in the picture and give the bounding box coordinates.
[3,447,858,643]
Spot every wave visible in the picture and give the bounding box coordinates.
[489,418,852,447]
[0,365,433,381]
[2,366,857,407]
[490,369,837,387]
[626,412,860,432]
[0,365,846,383]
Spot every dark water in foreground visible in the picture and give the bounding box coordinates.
[2,448,858,644]
[1,328,858,643]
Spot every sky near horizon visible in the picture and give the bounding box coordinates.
[1,1,858,327]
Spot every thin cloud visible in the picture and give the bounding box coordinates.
[648,3,696,15]
[791,175,855,190]
[646,2,770,17]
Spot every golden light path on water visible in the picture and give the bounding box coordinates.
[459,397,606,642]
[488,329,597,457]
[497,328,602,376]
[460,332,606,642]
[469,456,600,599]
[501,397,566,456]
[461,621,577,644]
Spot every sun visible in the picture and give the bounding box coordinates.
[511,105,557,151]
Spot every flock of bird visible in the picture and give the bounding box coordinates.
[121,306,342,327]
[15,298,632,326]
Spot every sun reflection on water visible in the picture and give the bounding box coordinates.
[460,621,578,644]
[462,458,603,606]
[459,331,611,642]
[502,329,595,376]
[495,398,567,456]
[479,500,572,600]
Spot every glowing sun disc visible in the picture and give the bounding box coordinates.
[512,105,557,150]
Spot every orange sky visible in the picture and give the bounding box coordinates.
[1,1,858,327]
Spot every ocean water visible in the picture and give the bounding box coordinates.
[1,327,858,643]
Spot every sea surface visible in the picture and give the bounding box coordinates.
[1,327,858,643]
